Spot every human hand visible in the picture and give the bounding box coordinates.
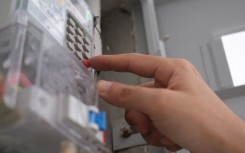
[89,53,245,153]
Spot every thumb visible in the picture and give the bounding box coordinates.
[97,80,172,116]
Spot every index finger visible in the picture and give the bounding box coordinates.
[89,53,175,85]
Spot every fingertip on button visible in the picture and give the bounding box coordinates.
[82,60,91,68]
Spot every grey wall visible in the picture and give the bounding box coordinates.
[153,0,245,111]
[100,1,165,152]
[0,0,14,29]
[155,0,245,90]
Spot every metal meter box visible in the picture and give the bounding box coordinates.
[0,0,109,153]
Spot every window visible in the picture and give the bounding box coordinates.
[221,31,245,87]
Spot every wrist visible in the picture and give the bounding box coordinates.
[190,113,245,153]
[223,119,245,153]
[209,116,245,153]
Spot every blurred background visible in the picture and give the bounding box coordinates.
[100,0,245,153]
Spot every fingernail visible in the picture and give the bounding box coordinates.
[98,80,113,94]
[82,60,91,68]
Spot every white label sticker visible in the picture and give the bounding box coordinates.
[67,95,88,127]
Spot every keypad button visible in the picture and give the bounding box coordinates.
[82,44,90,53]
[67,26,76,35]
[74,43,83,52]
[83,37,90,45]
[82,52,89,60]
[67,18,76,27]
[74,35,83,44]
[75,51,83,60]
[66,34,75,43]
[75,28,84,36]
[67,42,75,51]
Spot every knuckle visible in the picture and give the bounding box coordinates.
[156,89,167,101]
[151,90,174,115]
[151,90,167,108]
[165,146,181,152]
[127,53,142,58]
[117,85,132,102]
[173,58,202,77]
[124,110,135,125]
[175,58,191,66]
[124,110,132,120]
[173,58,193,70]
[130,53,141,56]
